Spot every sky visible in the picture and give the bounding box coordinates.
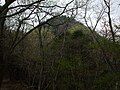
[0,0,120,31]
[0,0,120,18]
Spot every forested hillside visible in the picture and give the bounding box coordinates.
[1,16,119,90]
[0,0,120,90]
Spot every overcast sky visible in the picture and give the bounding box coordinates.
[0,0,119,17]
[0,0,120,30]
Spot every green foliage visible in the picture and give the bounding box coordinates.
[68,23,91,35]
[58,59,75,70]
[94,72,120,90]
[7,16,120,90]
[72,30,84,39]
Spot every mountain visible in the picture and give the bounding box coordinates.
[3,15,120,90]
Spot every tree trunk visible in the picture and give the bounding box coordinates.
[0,28,5,89]
[0,10,6,90]
[0,59,5,88]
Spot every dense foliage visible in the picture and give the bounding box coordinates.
[5,16,120,90]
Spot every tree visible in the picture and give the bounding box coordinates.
[0,0,87,88]
[103,0,115,42]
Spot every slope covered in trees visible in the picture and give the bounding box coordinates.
[2,16,120,90]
